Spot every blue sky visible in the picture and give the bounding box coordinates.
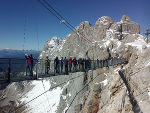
[0,0,149,50]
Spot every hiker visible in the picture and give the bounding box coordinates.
[81,58,85,71]
[45,56,50,74]
[78,58,82,71]
[69,57,72,72]
[60,57,64,73]
[28,54,33,76]
[88,58,91,69]
[73,57,77,72]
[25,54,29,76]
[64,57,68,75]
[85,58,88,70]
[54,56,59,73]
[97,59,99,68]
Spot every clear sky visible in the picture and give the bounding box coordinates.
[0,0,149,50]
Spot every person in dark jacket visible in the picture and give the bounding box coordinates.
[85,58,88,70]
[45,56,50,74]
[60,57,64,73]
[81,58,85,71]
[64,57,68,75]
[73,57,77,72]
[54,57,59,73]
[97,59,99,68]
[78,58,82,71]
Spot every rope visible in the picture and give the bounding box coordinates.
[37,0,93,45]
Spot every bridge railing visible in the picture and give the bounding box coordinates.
[0,58,128,83]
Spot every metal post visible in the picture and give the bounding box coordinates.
[8,59,11,82]
[36,62,38,79]
[145,29,150,44]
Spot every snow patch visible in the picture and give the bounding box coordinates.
[63,103,69,113]
[104,40,110,47]
[126,38,148,52]
[116,41,121,48]
[148,92,150,97]
[21,80,62,113]
[101,79,108,86]
[99,16,109,25]
[62,95,67,100]
[104,73,108,76]
[68,93,71,97]
[139,100,143,103]
[146,61,150,67]
[67,34,71,37]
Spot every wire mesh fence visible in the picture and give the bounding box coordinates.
[0,58,128,83]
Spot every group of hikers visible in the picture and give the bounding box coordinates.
[53,57,92,75]
[24,54,127,76]
[44,56,126,75]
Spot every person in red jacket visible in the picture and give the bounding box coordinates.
[69,57,72,72]
[28,54,33,76]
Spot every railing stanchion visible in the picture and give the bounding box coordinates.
[36,60,38,79]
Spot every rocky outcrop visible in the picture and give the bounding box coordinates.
[121,15,140,34]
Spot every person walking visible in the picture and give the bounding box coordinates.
[54,57,59,73]
[73,57,77,72]
[45,56,50,74]
[78,58,82,71]
[28,54,33,76]
[64,57,68,75]
[60,57,64,73]
[69,57,72,72]
[25,54,29,76]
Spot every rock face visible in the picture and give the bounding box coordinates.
[39,36,65,59]
[39,15,140,61]
[121,15,140,34]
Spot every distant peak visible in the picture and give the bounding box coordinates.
[121,15,131,23]
[4,48,10,50]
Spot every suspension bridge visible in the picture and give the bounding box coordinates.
[0,57,127,83]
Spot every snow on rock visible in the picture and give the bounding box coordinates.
[104,40,110,47]
[126,38,148,52]
[67,34,71,37]
[99,16,113,25]
[146,61,150,67]
[63,103,69,113]
[21,80,62,113]
[101,79,108,86]
[148,92,150,97]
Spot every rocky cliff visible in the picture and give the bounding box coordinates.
[39,15,141,60]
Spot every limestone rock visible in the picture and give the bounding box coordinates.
[121,15,140,34]
[95,16,114,29]
[121,15,131,23]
